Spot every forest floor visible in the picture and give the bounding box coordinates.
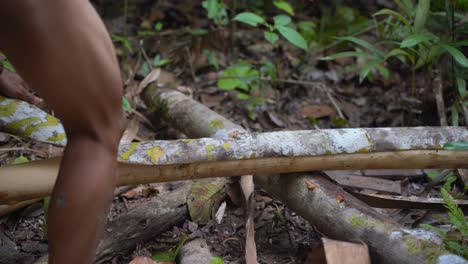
[0,1,465,264]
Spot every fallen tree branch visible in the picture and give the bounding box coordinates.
[256,174,451,264]
[142,88,459,264]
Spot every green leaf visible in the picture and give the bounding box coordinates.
[152,234,188,261]
[187,182,223,224]
[440,44,468,67]
[233,12,265,27]
[373,8,411,28]
[273,0,294,16]
[1,59,16,72]
[205,0,218,19]
[204,49,219,70]
[375,64,390,79]
[394,0,414,17]
[43,196,51,221]
[359,60,381,83]
[273,15,292,27]
[13,155,29,164]
[237,93,251,100]
[218,64,255,91]
[154,22,163,31]
[457,78,467,98]
[277,26,308,50]
[451,104,459,127]
[321,51,370,61]
[211,257,225,264]
[337,36,383,58]
[264,31,279,44]
[443,141,468,151]
[189,28,209,35]
[122,97,132,114]
[400,34,434,48]
[414,0,430,33]
[385,48,415,64]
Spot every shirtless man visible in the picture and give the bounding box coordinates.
[0,1,125,263]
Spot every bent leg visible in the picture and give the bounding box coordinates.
[0,1,125,263]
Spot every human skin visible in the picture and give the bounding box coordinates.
[0,1,126,263]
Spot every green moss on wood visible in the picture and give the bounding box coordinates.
[23,115,61,137]
[0,100,18,117]
[222,143,231,151]
[121,142,141,161]
[147,146,165,163]
[349,213,366,228]
[47,133,66,142]
[209,119,224,130]
[5,117,41,131]
[206,144,215,160]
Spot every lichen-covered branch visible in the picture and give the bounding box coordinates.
[0,96,66,145]
[115,127,468,165]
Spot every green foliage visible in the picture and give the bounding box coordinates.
[122,97,132,114]
[12,155,29,164]
[233,11,308,50]
[204,49,220,70]
[203,0,228,25]
[273,0,294,16]
[111,34,132,52]
[421,189,468,259]
[0,58,15,72]
[443,141,468,150]
[322,0,468,86]
[151,234,188,261]
[218,61,276,119]
[426,170,458,192]
[211,256,225,264]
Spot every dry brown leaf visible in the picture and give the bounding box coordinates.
[306,180,317,190]
[121,185,159,199]
[137,68,161,94]
[302,105,336,119]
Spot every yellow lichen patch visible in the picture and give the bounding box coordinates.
[147,146,165,163]
[47,133,66,142]
[205,144,215,160]
[23,115,61,137]
[357,147,370,153]
[349,213,366,228]
[182,139,195,143]
[0,100,18,117]
[222,143,231,151]
[209,119,224,130]
[121,142,141,161]
[5,117,41,132]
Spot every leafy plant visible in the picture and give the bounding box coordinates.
[111,34,132,53]
[211,256,225,264]
[138,22,164,37]
[233,12,308,50]
[426,170,458,192]
[421,189,468,259]
[217,61,276,119]
[151,234,188,262]
[0,58,15,72]
[322,0,468,88]
[203,0,229,26]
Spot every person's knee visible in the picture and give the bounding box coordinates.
[65,109,126,154]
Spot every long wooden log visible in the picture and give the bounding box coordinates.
[142,88,464,264]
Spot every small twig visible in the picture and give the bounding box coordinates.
[433,69,448,126]
[185,47,196,81]
[421,169,453,196]
[461,101,468,129]
[140,45,153,72]
[0,147,47,155]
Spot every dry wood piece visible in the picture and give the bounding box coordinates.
[350,191,468,209]
[325,172,403,194]
[433,69,448,126]
[307,238,370,264]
